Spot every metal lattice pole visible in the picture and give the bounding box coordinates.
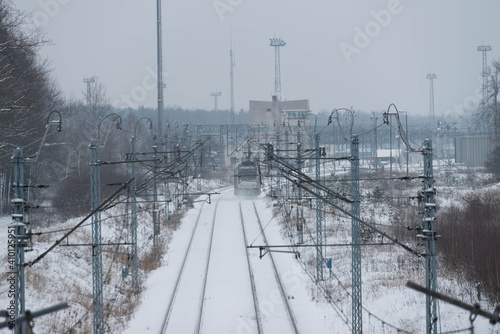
[276,126,281,202]
[421,139,438,334]
[174,133,180,212]
[297,127,303,244]
[477,45,492,106]
[89,139,104,334]
[270,37,286,100]
[220,126,225,183]
[315,133,323,282]
[427,73,437,137]
[164,133,170,222]
[197,125,202,192]
[309,129,314,173]
[11,149,26,334]
[285,129,291,219]
[230,43,235,124]
[351,135,362,334]
[182,125,188,201]
[130,137,138,288]
[153,136,160,246]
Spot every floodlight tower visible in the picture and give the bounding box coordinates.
[211,91,222,112]
[270,37,286,100]
[427,73,437,133]
[83,76,95,106]
[477,45,492,106]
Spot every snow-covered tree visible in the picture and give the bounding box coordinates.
[0,0,61,150]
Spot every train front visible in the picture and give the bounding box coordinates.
[234,162,261,196]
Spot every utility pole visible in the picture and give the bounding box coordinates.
[9,112,62,334]
[196,125,202,192]
[164,132,170,222]
[276,125,281,203]
[371,112,378,171]
[153,136,160,246]
[89,139,104,334]
[296,126,303,244]
[182,125,189,201]
[10,149,26,334]
[351,135,362,334]
[174,132,180,212]
[419,139,439,334]
[477,45,492,106]
[285,129,291,220]
[308,128,314,173]
[427,73,437,137]
[390,114,393,174]
[220,125,225,183]
[89,113,122,334]
[129,136,139,288]
[315,133,323,282]
[211,92,222,112]
[270,37,286,100]
[230,29,235,124]
[156,0,164,138]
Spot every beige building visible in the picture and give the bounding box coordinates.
[249,96,310,126]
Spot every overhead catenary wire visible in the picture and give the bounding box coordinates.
[0,128,60,160]
[23,179,133,267]
[282,183,413,334]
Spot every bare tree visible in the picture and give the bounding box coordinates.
[0,0,62,212]
[0,0,61,151]
[82,77,112,133]
[489,60,500,142]
[476,59,500,137]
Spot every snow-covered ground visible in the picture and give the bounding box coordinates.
[1,164,499,333]
[124,190,349,334]
[124,188,499,333]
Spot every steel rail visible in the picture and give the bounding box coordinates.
[194,192,227,334]
[252,202,300,334]
[239,202,263,334]
[159,201,207,333]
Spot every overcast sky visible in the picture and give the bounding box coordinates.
[15,0,500,118]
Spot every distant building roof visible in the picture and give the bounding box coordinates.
[249,99,310,126]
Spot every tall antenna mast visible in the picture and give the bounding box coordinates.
[269,37,286,101]
[477,45,492,106]
[156,0,164,138]
[427,73,437,132]
[230,24,235,124]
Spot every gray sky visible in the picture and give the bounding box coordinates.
[15,0,500,117]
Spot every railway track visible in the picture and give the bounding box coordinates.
[239,199,300,334]
[239,202,264,334]
[160,190,299,333]
[159,190,224,333]
[160,187,256,333]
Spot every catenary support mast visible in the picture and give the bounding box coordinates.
[351,135,362,334]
